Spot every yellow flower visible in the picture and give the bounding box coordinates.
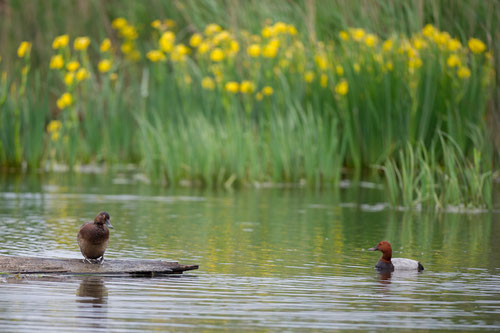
[446,54,461,68]
[382,39,393,52]
[74,37,90,51]
[447,38,462,52]
[204,23,222,36]
[225,81,239,93]
[98,59,112,73]
[112,17,128,30]
[128,50,141,62]
[247,44,261,57]
[364,34,377,47]
[52,34,69,49]
[165,19,176,28]
[121,42,134,54]
[64,72,74,86]
[189,33,203,48]
[66,61,80,72]
[262,86,274,96]
[47,120,62,133]
[457,66,471,79]
[110,73,118,81]
[239,80,255,94]
[76,68,90,81]
[304,71,315,83]
[229,40,240,55]
[120,25,138,40]
[146,50,165,62]
[408,58,423,70]
[422,24,436,38]
[350,28,365,41]
[320,74,328,87]
[385,61,394,71]
[288,25,298,35]
[273,22,288,34]
[268,38,280,49]
[198,42,211,54]
[339,30,349,41]
[201,77,216,90]
[433,31,450,46]
[160,31,175,53]
[213,31,231,45]
[17,41,32,58]
[314,55,328,70]
[412,37,427,50]
[171,45,189,62]
[210,48,225,62]
[261,26,273,38]
[49,55,64,69]
[468,38,486,54]
[353,63,361,73]
[51,132,60,142]
[262,43,278,58]
[256,92,263,101]
[100,38,111,52]
[56,92,73,109]
[335,79,349,96]
[336,65,344,76]
[151,20,162,29]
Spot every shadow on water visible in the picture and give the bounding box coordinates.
[76,276,108,330]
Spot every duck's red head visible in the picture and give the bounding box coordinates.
[368,241,392,262]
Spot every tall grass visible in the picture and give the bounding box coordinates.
[0,0,497,209]
[383,133,494,209]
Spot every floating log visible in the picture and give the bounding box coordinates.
[0,255,198,276]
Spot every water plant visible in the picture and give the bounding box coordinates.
[0,1,496,209]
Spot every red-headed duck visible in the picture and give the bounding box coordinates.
[368,241,424,271]
[77,212,113,264]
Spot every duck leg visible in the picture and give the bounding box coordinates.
[83,257,103,264]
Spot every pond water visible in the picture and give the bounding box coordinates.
[0,173,499,331]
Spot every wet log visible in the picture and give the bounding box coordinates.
[0,255,199,276]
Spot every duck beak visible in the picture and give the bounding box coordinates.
[368,245,379,251]
[105,218,114,229]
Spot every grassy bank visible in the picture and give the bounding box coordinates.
[0,0,498,209]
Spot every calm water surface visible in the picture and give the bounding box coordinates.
[0,173,499,331]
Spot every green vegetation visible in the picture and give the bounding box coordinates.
[0,0,498,209]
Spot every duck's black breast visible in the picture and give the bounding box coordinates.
[375,260,395,272]
[77,222,109,259]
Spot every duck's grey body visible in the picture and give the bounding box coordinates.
[392,258,424,271]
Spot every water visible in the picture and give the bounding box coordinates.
[0,173,499,331]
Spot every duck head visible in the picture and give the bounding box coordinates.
[368,240,392,262]
[94,211,113,229]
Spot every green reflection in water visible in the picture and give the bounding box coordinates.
[0,172,498,277]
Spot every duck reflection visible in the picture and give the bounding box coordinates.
[76,276,108,328]
[376,269,422,286]
[377,270,393,284]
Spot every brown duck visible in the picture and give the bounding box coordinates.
[77,212,113,264]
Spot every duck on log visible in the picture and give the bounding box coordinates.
[0,255,199,277]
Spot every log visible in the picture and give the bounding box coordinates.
[0,255,199,276]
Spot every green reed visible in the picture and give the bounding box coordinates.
[0,0,496,209]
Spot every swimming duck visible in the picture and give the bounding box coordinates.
[77,212,113,264]
[368,241,424,271]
